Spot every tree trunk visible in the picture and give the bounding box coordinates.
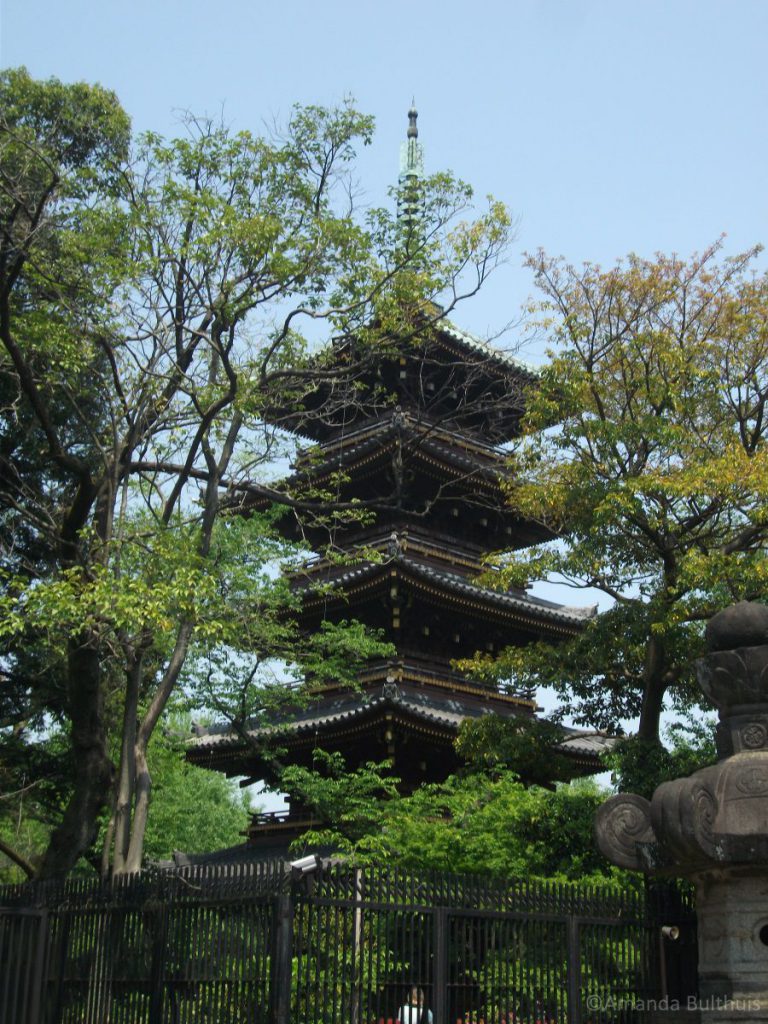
[110,651,143,875]
[122,745,152,875]
[37,634,113,879]
[118,620,195,875]
[637,633,667,743]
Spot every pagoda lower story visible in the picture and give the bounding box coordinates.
[190,648,612,855]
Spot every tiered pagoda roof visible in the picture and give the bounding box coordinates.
[188,111,611,849]
[189,309,606,840]
[265,313,538,446]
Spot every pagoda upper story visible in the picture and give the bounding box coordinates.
[259,311,553,553]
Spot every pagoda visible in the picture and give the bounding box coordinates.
[187,110,611,854]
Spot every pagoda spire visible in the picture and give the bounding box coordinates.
[397,102,425,230]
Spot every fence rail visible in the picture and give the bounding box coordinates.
[0,861,697,1024]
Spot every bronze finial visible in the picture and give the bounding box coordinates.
[407,103,418,139]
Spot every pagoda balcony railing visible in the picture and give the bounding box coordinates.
[301,652,536,705]
[248,809,317,836]
[293,526,532,581]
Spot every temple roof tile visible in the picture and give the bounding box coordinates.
[190,687,612,767]
[296,551,596,630]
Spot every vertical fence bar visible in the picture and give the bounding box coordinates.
[567,916,582,1024]
[271,891,294,1024]
[28,910,49,1024]
[148,896,168,1024]
[433,907,448,1024]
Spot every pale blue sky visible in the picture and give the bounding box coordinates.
[1,1,763,740]
[2,0,766,354]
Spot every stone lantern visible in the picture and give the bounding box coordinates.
[596,601,768,1021]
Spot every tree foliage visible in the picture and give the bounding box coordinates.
[0,716,251,881]
[282,753,622,882]
[454,715,574,787]
[0,68,515,879]
[139,719,251,864]
[469,243,768,741]
[603,715,717,800]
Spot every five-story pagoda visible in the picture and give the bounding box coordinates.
[187,111,610,854]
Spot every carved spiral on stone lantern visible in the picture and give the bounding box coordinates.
[594,794,655,871]
[691,783,718,858]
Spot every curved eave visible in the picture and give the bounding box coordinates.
[187,695,461,773]
[557,731,617,762]
[187,695,613,775]
[297,557,596,637]
[190,692,506,756]
[248,427,511,499]
[434,318,540,382]
[295,410,507,466]
[295,438,504,493]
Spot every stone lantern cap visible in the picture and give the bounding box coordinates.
[698,601,768,716]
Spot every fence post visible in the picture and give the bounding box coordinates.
[50,905,72,1024]
[433,907,448,1024]
[351,868,363,1024]
[271,892,294,1024]
[566,916,582,1024]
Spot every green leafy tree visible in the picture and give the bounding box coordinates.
[0,66,131,879]
[0,69,515,879]
[140,717,251,863]
[469,243,768,742]
[0,717,251,881]
[454,715,574,787]
[604,715,717,800]
[283,753,622,882]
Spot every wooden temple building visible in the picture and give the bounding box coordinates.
[185,111,611,860]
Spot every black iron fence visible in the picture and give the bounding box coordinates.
[0,861,696,1024]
